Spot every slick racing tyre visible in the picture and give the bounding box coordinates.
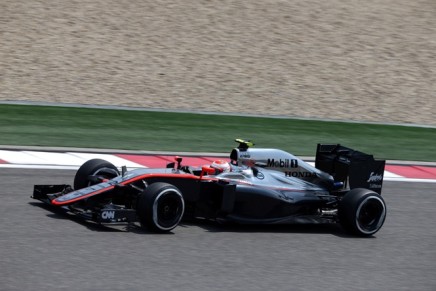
[338,188,387,236]
[74,159,120,190]
[137,182,185,233]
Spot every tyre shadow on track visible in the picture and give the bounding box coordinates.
[29,202,373,238]
[29,201,178,234]
[178,220,363,238]
[29,201,131,233]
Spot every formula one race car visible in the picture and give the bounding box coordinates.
[33,140,387,236]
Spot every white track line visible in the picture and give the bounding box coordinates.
[0,164,79,170]
[1,150,435,183]
[67,152,144,168]
[0,150,143,169]
[384,177,436,183]
[1,164,435,183]
[383,170,403,179]
[23,151,86,166]
[0,150,49,165]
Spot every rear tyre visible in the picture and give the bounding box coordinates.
[74,159,119,190]
[137,182,185,233]
[338,188,386,236]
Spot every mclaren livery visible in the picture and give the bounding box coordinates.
[33,140,387,236]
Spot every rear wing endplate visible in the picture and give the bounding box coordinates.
[315,144,385,194]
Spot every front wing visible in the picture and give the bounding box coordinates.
[32,184,138,224]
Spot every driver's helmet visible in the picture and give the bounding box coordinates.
[211,160,231,173]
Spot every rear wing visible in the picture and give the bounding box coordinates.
[315,144,385,194]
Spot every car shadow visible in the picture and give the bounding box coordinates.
[29,201,174,234]
[29,201,129,233]
[29,201,375,238]
[178,219,355,238]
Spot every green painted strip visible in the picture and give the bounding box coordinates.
[1,104,435,161]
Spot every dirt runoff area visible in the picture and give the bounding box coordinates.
[1,0,435,125]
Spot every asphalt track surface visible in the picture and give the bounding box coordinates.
[1,168,435,291]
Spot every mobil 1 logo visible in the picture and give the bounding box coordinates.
[267,158,298,168]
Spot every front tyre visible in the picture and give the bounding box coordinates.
[137,182,185,233]
[74,159,120,190]
[338,188,386,236]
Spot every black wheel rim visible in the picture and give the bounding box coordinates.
[356,197,385,234]
[156,192,183,229]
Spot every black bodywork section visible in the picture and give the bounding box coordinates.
[315,144,385,194]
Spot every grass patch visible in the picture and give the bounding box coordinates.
[1,104,435,161]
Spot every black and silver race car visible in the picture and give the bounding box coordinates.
[33,140,387,236]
